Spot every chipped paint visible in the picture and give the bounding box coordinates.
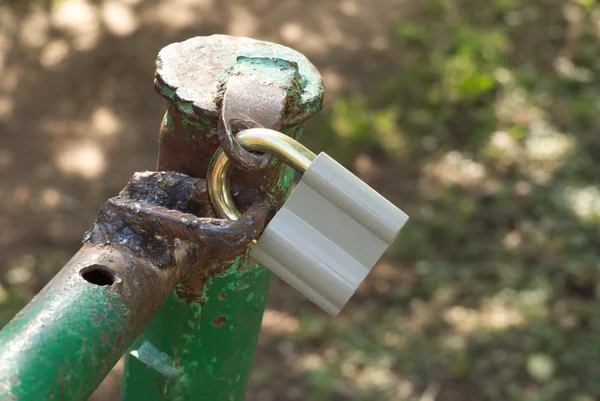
[178,102,195,116]
[129,341,182,379]
[0,249,136,401]
[212,316,227,327]
[276,164,295,194]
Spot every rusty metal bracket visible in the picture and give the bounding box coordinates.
[216,50,315,171]
[89,171,277,254]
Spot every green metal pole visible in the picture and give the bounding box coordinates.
[121,35,324,400]
[0,241,190,400]
[0,247,142,401]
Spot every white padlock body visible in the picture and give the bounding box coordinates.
[250,153,408,315]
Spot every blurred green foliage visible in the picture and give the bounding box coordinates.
[298,0,600,399]
[2,0,600,399]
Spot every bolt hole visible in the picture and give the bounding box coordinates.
[80,264,116,286]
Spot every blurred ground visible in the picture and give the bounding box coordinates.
[2,0,600,400]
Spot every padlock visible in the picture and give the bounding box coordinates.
[208,128,408,315]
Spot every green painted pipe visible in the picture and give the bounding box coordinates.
[122,256,273,400]
[0,245,189,401]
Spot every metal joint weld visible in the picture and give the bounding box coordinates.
[85,171,277,269]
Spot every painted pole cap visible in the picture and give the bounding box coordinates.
[155,34,324,126]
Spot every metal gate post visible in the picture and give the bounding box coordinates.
[121,36,324,400]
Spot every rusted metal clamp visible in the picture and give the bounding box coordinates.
[86,171,277,258]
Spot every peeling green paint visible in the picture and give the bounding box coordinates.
[0,278,132,401]
[276,164,295,193]
[129,341,182,379]
[157,85,176,100]
[178,102,195,116]
[268,156,280,166]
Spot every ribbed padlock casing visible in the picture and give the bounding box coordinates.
[250,153,408,315]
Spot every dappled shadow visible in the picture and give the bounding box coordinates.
[0,0,408,400]
[250,0,600,400]
[4,0,600,400]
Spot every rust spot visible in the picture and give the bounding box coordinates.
[84,170,276,304]
[212,316,227,327]
[114,331,125,350]
[219,291,227,301]
[100,331,110,347]
[92,313,103,326]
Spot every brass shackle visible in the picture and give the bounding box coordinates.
[207,128,317,220]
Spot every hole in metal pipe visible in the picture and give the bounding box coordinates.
[80,264,117,286]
